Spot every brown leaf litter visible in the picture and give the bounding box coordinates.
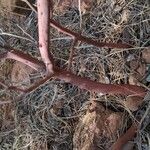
[73,100,124,150]
[11,61,34,89]
[55,0,94,13]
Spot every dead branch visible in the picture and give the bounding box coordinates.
[50,19,132,49]
[111,123,138,150]
[54,69,146,97]
[0,47,146,97]
[0,0,147,98]
[37,0,54,74]
[0,1,148,149]
[0,45,45,71]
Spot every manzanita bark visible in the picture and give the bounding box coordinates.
[0,47,146,97]
[111,123,138,150]
[50,19,132,49]
[0,46,44,71]
[0,1,148,149]
[55,69,146,97]
[37,0,54,74]
[0,0,146,96]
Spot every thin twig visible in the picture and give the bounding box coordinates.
[50,19,132,49]
[21,0,37,13]
[0,31,35,43]
[0,79,8,88]
[9,75,53,93]
[67,38,78,71]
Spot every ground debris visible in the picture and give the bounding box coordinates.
[73,100,124,150]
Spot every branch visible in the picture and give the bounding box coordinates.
[13,2,132,49]
[111,123,138,150]
[0,47,146,97]
[37,0,54,73]
[50,19,132,49]
[54,69,146,97]
[0,45,45,71]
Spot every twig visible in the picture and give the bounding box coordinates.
[67,38,78,71]
[21,0,37,13]
[0,79,8,88]
[0,45,45,71]
[50,19,132,49]
[9,75,53,93]
[0,31,35,43]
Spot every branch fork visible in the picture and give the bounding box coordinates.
[0,0,147,149]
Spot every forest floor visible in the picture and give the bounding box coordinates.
[0,0,150,150]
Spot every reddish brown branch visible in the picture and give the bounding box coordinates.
[0,48,146,97]
[54,69,146,97]
[8,67,147,97]
[0,46,45,71]
[50,19,132,49]
[0,3,147,148]
[37,0,54,73]
[111,123,138,150]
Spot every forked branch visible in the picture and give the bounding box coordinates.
[0,0,146,96]
[0,47,146,97]
[0,1,147,150]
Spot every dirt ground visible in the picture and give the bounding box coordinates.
[0,0,150,150]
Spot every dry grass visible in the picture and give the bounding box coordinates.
[0,0,150,149]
